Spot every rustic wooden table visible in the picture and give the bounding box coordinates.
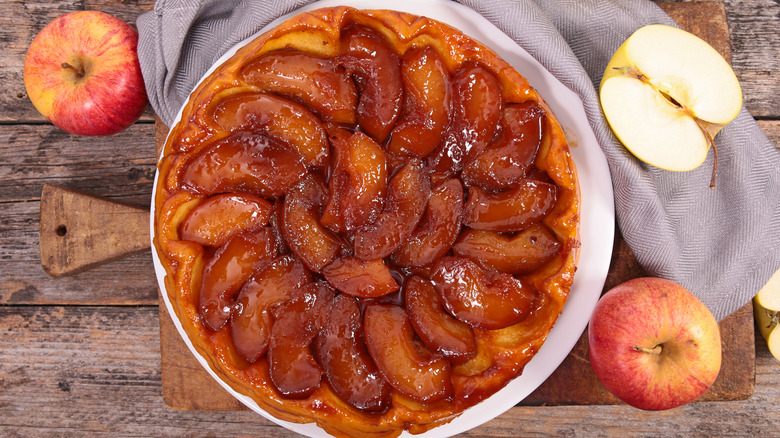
[2,0,778,436]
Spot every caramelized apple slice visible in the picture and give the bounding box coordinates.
[462,102,544,191]
[463,179,558,232]
[364,304,452,402]
[181,132,307,198]
[322,256,399,298]
[209,92,329,167]
[428,63,503,180]
[387,47,451,157]
[317,294,391,412]
[268,282,335,398]
[453,224,561,275]
[405,276,476,364]
[282,174,343,272]
[199,228,277,331]
[430,257,537,329]
[391,178,463,267]
[241,50,357,124]
[321,130,387,232]
[230,256,311,363]
[338,26,402,143]
[353,159,430,260]
[268,199,290,255]
[180,193,272,247]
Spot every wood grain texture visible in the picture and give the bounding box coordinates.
[0,0,777,435]
[0,123,158,306]
[0,124,157,205]
[1,306,777,437]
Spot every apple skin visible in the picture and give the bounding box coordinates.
[587,277,721,411]
[23,11,148,136]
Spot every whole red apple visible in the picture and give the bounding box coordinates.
[23,11,148,136]
[587,277,721,411]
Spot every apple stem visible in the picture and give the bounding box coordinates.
[61,62,85,78]
[694,118,718,189]
[633,345,663,355]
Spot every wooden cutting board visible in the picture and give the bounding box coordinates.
[39,1,755,411]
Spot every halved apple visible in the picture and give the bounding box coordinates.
[753,268,780,361]
[599,24,742,187]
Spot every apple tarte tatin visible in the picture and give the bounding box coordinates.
[153,6,580,437]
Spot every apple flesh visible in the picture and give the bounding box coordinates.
[752,268,780,361]
[588,277,721,411]
[600,24,742,188]
[23,11,148,136]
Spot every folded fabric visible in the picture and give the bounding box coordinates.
[137,0,780,320]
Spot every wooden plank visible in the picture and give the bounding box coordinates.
[716,0,780,118]
[1,305,777,436]
[0,198,158,305]
[0,306,296,437]
[758,120,780,149]
[0,123,157,204]
[0,122,158,305]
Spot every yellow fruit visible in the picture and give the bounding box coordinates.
[753,297,780,361]
[754,268,780,312]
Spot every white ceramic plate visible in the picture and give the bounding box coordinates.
[151,0,615,436]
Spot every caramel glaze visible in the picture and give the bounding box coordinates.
[153,6,580,438]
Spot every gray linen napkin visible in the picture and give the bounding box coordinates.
[137,0,780,320]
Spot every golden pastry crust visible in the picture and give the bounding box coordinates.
[153,6,580,438]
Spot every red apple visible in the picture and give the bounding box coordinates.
[23,11,148,136]
[588,277,721,411]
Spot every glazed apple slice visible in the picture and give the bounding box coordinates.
[230,255,311,363]
[391,178,464,267]
[208,91,329,167]
[268,199,291,256]
[353,159,430,260]
[364,304,453,403]
[199,228,278,331]
[180,193,272,247]
[282,174,343,272]
[180,132,307,198]
[405,276,476,364]
[321,256,399,298]
[321,130,387,233]
[462,102,544,191]
[428,62,503,180]
[337,26,402,143]
[241,50,357,124]
[387,47,451,157]
[452,224,562,275]
[316,294,392,412]
[463,179,558,232]
[430,257,538,329]
[268,282,335,399]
